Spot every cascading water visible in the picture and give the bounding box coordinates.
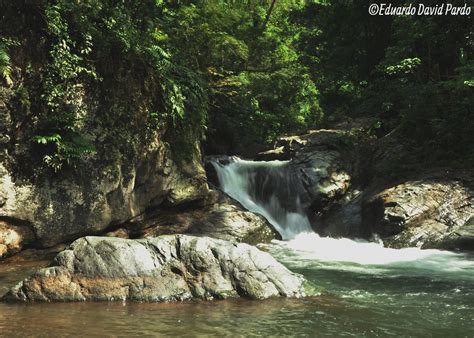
[211,157,313,239]
[209,157,474,335]
[211,157,474,271]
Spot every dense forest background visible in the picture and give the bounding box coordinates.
[0,0,472,174]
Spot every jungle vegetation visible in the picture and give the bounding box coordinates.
[0,0,472,171]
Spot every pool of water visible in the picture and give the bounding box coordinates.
[1,236,473,336]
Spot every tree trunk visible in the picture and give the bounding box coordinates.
[261,0,277,34]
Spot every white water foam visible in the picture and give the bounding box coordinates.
[279,232,458,265]
[265,233,474,280]
[212,157,474,274]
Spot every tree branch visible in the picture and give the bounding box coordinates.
[260,0,277,34]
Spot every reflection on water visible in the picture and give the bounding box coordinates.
[0,297,349,337]
[1,246,474,336]
[0,260,50,297]
[1,291,467,337]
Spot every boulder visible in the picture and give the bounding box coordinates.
[2,235,307,302]
[362,179,474,249]
[126,191,281,245]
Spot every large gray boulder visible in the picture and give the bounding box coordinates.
[2,235,307,302]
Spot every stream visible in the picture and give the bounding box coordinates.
[0,157,473,336]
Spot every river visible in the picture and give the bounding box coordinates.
[0,158,473,336]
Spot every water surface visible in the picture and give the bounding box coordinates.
[1,240,473,336]
[1,158,473,336]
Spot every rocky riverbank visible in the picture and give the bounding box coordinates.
[1,125,472,304]
[2,124,472,262]
[252,127,473,250]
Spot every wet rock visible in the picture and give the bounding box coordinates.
[255,146,290,161]
[0,220,35,259]
[256,130,353,213]
[362,180,474,249]
[104,228,130,239]
[441,216,474,250]
[128,191,281,245]
[2,235,307,302]
[315,191,364,238]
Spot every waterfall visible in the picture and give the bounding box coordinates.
[211,157,473,269]
[211,157,313,239]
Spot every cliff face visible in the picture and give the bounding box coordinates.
[0,82,209,249]
[0,2,210,251]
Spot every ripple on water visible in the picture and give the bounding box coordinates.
[2,233,474,335]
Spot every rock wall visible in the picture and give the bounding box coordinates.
[257,128,474,251]
[0,146,209,248]
[0,84,209,250]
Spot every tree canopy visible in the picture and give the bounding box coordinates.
[1,0,472,170]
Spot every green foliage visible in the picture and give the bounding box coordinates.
[1,0,209,172]
[160,0,322,152]
[33,133,96,172]
[383,58,421,76]
[0,41,12,86]
[1,0,470,172]
[295,0,473,166]
[33,134,62,145]
[20,3,101,171]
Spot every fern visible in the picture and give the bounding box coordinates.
[33,132,96,172]
[0,43,13,86]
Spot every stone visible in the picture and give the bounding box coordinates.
[104,228,130,239]
[2,235,307,302]
[314,191,364,238]
[0,143,209,247]
[0,220,35,259]
[362,180,474,249]
[256,129,353,214]
[441,216,474,250]
[128,191,281,245]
